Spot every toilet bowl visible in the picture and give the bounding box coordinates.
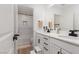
[30,46,42,54]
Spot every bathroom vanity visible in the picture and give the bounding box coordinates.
[35,31,79,54]
[35,4,79,54]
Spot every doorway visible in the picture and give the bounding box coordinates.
[14,5,33,54]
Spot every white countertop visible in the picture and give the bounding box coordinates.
[36,30,79,46]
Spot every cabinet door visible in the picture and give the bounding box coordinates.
[50,43,60,54]
[43,46,49,54]
[61,49,70,54]
[50,38,62,54]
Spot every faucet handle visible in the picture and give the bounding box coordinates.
[74,30,79,32]
[69,30,79,32]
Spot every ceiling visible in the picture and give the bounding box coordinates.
[18,5,33,16]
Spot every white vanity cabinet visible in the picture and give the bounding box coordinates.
[36,32,79,54]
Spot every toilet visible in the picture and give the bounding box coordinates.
[30,46,42,54]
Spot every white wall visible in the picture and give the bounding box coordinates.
[16,14,33,46]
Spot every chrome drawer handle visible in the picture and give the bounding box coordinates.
[38,39,40,43]
[57,51,62,54]
[44,42,48,45]
[43,47,48,51]
[43,38,48,40]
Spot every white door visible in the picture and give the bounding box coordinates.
[0,5,14,54]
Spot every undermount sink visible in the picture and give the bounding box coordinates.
[59,35,79,40]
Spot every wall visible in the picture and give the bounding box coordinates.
[16,14,33,46]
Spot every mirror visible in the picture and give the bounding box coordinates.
[54,14,62,30]
[53,4,79,31]
[73,12,79,30]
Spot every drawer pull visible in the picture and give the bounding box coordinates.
[44,42,48,45]
[43,47,48,51]
[44,38,48,40]
[38,39,40,43]
[57,51,60,54]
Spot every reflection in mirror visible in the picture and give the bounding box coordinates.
[49,4,79,32]
[54,14,62,30]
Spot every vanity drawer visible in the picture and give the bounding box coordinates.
[43,42,49,46]
[50,37,79,54]
[43,35,49,40]
[43,36,49,43]
[43,43,49,49]
[43,37,49,40]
